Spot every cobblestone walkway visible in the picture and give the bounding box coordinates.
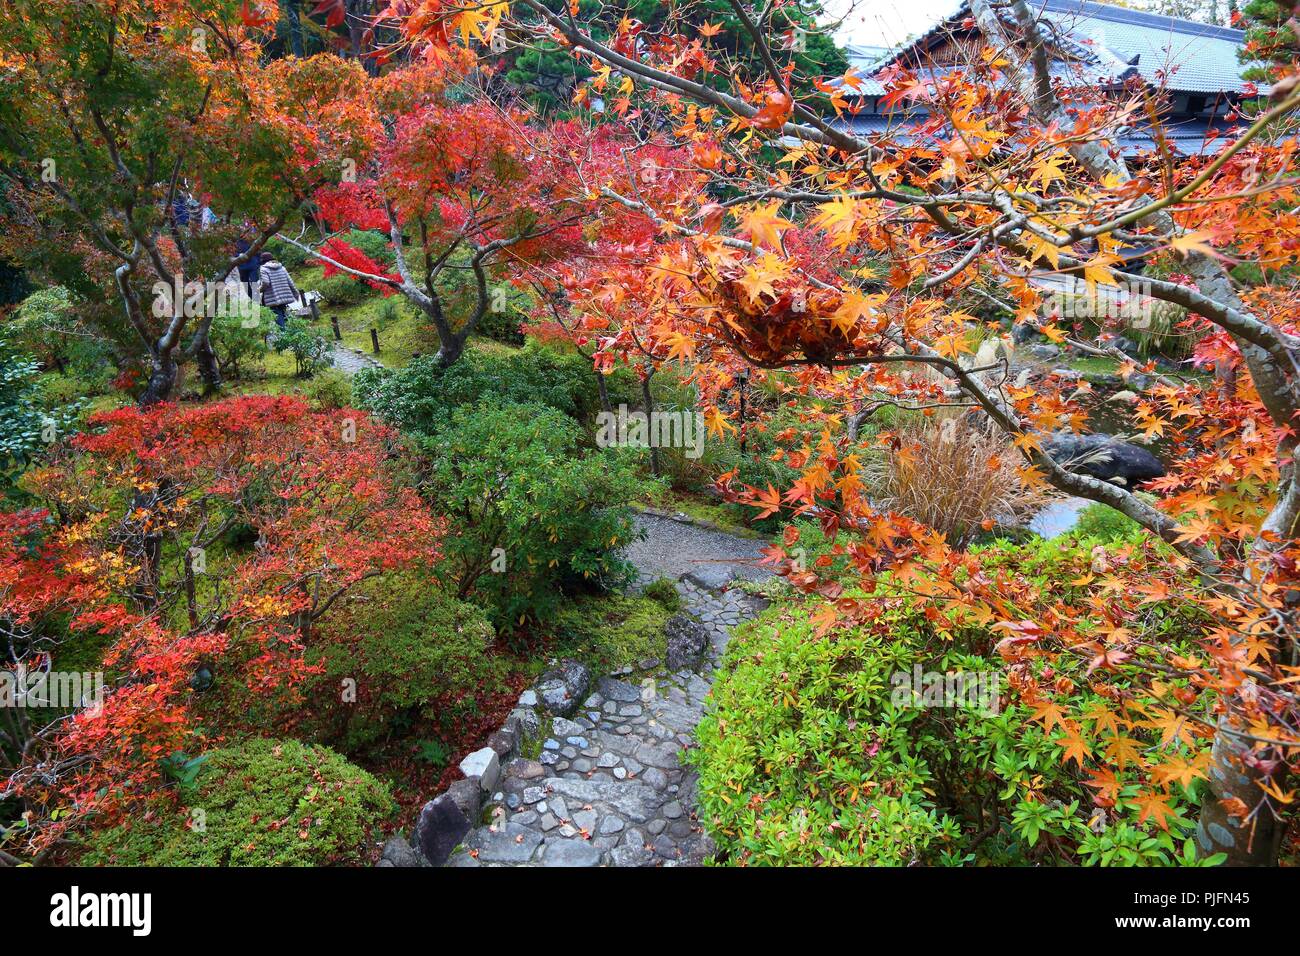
[330,345,383,375]
[446,529,771,867]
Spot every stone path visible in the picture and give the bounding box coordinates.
[445,518,772,867]
[330,344,383,375]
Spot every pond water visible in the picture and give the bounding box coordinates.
[1027,496,1091,538]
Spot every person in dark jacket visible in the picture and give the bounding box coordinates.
[233,238,262,297]
[257,254,300,328]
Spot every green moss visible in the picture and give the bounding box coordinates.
[1069,355,1122,380]
[548,593,672,671]
[79,739,395,866]
[519,715,553,761]
[642,577,682,614]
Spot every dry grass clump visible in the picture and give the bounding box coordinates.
[866,414,1046,547]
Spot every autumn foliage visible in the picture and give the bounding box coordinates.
[1,397,441,860]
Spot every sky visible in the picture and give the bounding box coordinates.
[818,0,962,48]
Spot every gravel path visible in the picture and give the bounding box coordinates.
[624,511,772,587]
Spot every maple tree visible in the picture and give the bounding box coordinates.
[288,56,692,366]
[358,0,1300,864]
[0,0,377,404]
[0,396,440,862]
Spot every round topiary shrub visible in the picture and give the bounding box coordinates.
[308,572,507,753]
[80,739,394,866]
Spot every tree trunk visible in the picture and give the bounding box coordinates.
[190,317,223,395]
[433,332,465,367]
[596,371,612,415]
[139,347,179,407]
[283,0,304,57]
[1195,716,1283,865]
[641,369,660,478]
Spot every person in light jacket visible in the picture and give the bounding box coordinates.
[257,254,300,328]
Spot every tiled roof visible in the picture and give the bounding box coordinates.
[1035,0,1256,94]
[832,107,1245,156]
[866,0,1257,95]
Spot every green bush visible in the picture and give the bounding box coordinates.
[274,318,331,377]
[342,229,396,266]
[416,400,648,632]
[692,536,1214,867]
[308,572,505,752]
[0,324,78,492]
[264,236,311,271]
[641,577,682,613]
[80,739,394,866]
[304,367,353,410]
[312,274,371,307]
[10,286,116,390]
[355,340,636,436]
[476,296,527,346]
[209,306,271,380]
[1070,501,1146,543]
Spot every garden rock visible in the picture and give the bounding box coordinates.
[445,778,482,821]
[1011,321,1042,345]
[1043,431,1166,485]
[459,747,500,792]
[380,834,427,868]
[536,659,591,717]
[664,614,708,670]
[413,794,473,867]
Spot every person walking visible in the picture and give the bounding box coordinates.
[257,253,300,328]
[233,236,262,298]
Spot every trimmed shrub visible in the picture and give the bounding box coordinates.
[274,318,330,377]
[304,367,353,410]
[416,400,648,631]
[263,236,311,271]
[210,306,271,380]
[308,572,504,752]
[355,341,636,436]
[692,536,1214,867]
[313,273,371,307]
[341,228,396,266]
[80,739,394,866]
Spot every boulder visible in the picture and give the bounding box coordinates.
[506,757,546,780]
[459,747,500,792]
[511,706,541,741]
[379,834,428,868]
[682,565,737,592]
[664,614,709,671]
[1043,432,1166,485]
[413,794,472,867]
[445,778,482,821]
[535,659,591,717]
[487,727,517,760]
[1011,321,1042,345]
